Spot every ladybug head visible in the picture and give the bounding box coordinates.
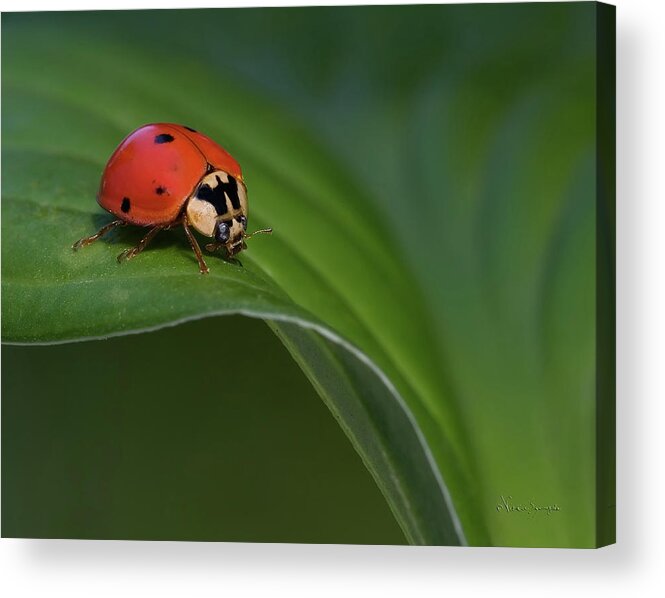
[215,216,247,256]
[187,170,271,258]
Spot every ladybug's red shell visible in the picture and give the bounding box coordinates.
[74,122,271,274]
[98,123,242,226]
[177,126,243,179]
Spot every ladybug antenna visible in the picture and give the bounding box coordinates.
[244,227,272,240]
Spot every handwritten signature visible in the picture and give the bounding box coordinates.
[496,495,561,516]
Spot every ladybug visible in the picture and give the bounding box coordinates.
[73,123,271,274]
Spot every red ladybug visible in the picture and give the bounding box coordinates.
[73,123,271,274]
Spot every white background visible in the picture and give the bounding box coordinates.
[1,0,663,596]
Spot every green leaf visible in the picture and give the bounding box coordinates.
[2,11,471,546]
[2,5,600,547]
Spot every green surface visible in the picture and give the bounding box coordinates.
[2,4,608,547]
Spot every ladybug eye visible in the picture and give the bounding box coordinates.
[239,216,247,231]
[215,221,230,243]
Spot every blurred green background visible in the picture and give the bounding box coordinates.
[2,317,404,543]
[2,4,611,547]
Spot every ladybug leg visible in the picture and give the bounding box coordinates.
[204,241,227,254]
[72,219,126,250]
[182,218,210,275]
[225,246,243,266]
[117,225,164,264]
[204,241,223,253]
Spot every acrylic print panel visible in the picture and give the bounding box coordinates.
[1,2,615,548]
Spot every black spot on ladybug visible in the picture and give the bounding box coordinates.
[219,174,241,210]
[184,126,197,132]
[154,133,174,144]
[155,186,167,195]
[196,174,241,215]
[121,197,131,213]
[197,181,227,215]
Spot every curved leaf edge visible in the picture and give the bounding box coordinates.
[2,308,466,546]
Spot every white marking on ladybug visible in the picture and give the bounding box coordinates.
[186,170,249,239]
[186,196,217,237]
